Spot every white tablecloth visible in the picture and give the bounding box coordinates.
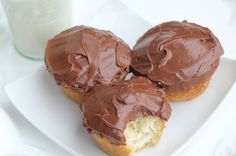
[0,0,236,155]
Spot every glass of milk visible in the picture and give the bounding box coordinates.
[1,0,72,59]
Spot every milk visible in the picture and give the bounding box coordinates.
[1,0,72,59]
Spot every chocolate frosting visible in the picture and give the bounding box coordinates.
[45,26,131,92]
[82,77,171,145]
[131,21,223,91]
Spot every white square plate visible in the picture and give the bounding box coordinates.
[4,1,236,155]
[4,57,236,156]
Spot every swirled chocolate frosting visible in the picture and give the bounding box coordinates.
[82,77,171,145]
[131,21,223,91]
[45,26,131,92]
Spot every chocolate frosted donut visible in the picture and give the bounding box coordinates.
[45,26,131,104]
[131,21,224,101]
[82,77,171,155]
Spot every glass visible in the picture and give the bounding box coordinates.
[1,0,72,59]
